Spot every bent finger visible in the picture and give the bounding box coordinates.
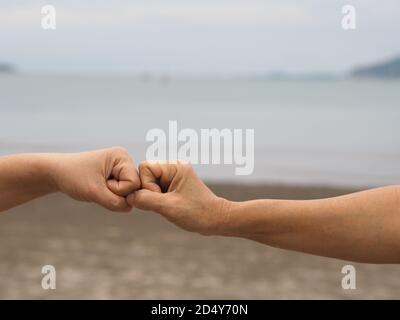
[127,189,168,213]
[139,161,177,193]
[95,185,132,212]
[109,157,141,196]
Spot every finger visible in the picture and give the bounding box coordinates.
[139,161,177,193]
[94,185,132,212]
[107,177,140,197]
[108,157,141,196]
[138,162,163,193]
[127,189,169,213]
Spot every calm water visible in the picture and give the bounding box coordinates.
[0,74,399,187]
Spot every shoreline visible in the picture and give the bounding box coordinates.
[0,182,398,299]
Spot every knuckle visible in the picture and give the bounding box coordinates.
[111,146,129,156]
[133,192,145,207]
[139,161,149,172]
[126,194,135,207]
[109,199,122,211]
[124,180,141,194]
[132,178,141,190]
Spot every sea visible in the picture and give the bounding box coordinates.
[1,74,399,187]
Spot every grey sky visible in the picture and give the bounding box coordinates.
[1,0,399,75]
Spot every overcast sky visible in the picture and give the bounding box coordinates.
[1,0,399,75]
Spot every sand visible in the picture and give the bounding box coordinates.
[0,183,399,299]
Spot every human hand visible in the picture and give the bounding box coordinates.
[127,161,232,235]
[49,147,140,212]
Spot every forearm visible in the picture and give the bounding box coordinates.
[0,154,58,212]
[222,186,400,263]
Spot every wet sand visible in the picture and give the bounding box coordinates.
[0,183,399,299]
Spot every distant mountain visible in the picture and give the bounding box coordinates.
[351,56,400,78]
[246,72,337,81]
[267,72,337,80]
[0,63,16,73]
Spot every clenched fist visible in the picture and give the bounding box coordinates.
[127,161,231,235]
[50,147,140,211]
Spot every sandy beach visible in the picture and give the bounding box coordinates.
[0,183,399,299]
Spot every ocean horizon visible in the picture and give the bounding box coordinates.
[1,74,399,187]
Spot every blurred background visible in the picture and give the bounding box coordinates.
[0,0,400,299]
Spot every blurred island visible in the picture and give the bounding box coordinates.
[0,63,17,74]
[2,54,400,79]
[238,72,338,81]
[350,55,400,78]
[240,54,400,81]
[260,72,337,80]
[260,54,400,80]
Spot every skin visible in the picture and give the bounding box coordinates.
[128,161,400,264]
[0,147,140,212]
[2,150,400,264]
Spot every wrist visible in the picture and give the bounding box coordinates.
[12,153,61,194]
[213,200,262,238]
[211,197,241,237]
[33,153,65,193]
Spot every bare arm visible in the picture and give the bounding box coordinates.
[0,148,141,212]
[129,161,400,264]
[0,154,58,211]
[224,186,400,263]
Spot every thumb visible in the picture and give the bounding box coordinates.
[107,178,140,197]
[94,184,131,212]
[127,189,169,214]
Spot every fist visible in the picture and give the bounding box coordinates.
[127,161,231,235]
[50,147,140,212]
